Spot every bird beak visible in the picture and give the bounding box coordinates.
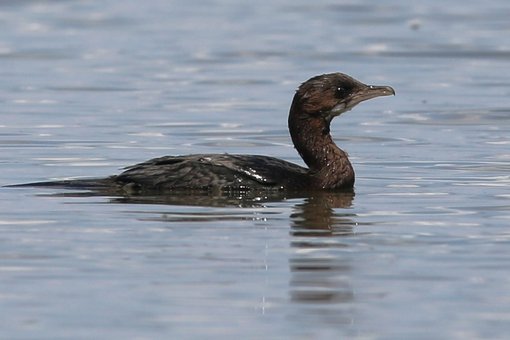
[349,84,395,108]
[330,84,395,116]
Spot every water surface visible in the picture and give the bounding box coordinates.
[2,0,510,338]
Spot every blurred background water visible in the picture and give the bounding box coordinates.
[1,0,510,338]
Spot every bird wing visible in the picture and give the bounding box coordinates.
[114,154,309,190]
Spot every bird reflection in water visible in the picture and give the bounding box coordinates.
[32,188,358,326]
[290,191,355,237]
[288,191,357,327]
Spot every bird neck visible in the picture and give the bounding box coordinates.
[288,107,354,189]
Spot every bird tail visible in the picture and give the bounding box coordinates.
[4,178,112,190]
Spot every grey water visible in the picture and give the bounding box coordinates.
[2,0,510,338]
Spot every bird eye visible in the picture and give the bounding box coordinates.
[335,87,347,97]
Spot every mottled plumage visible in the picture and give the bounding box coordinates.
[113,154,311,193]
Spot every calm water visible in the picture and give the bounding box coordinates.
[2,0,510,338]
